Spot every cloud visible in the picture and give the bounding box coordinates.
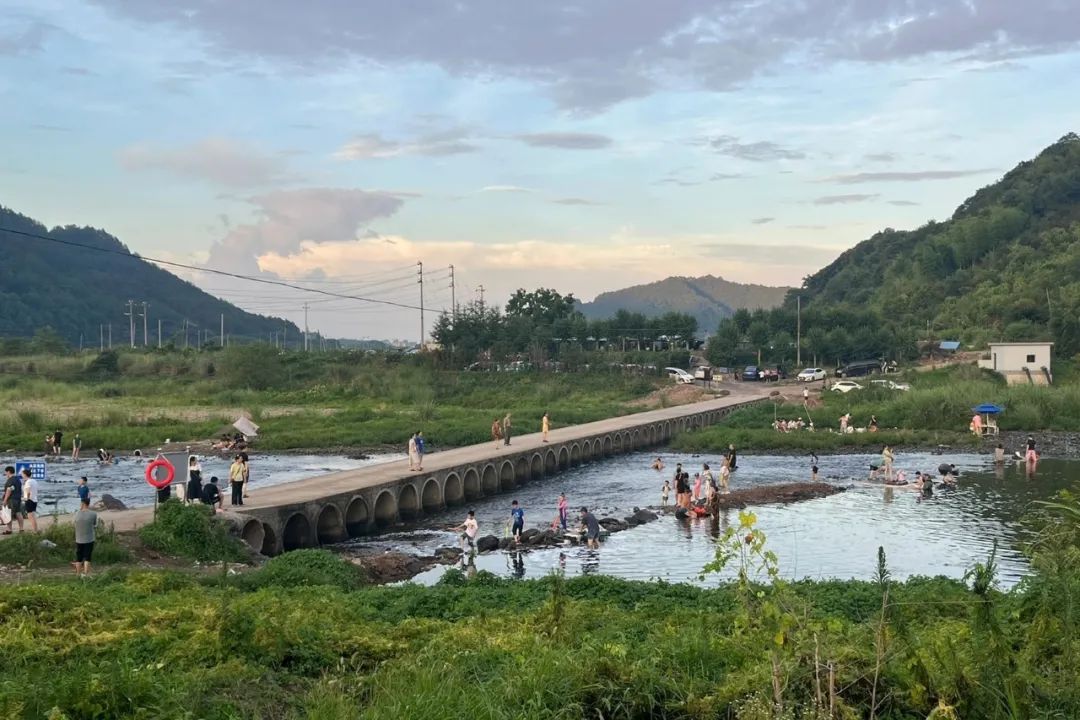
[89,1,1080,111]
[824,169,996,184]
[864,152,896,162]
[336,129,479,159]
[813,193,879,205]
[695,242,842,266]
[515,132,612,150]
[61,66,95,76]
[751,217,774,225]
[888,200,920,206]
[479,185,532,193]
[0,20,50,55]
[707,135,804,162]
[205,187,408,274]
[552,198,603,206]
[119,137,292,188]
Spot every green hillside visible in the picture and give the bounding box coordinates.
[0,206,300,345]
[798,133,1080,356]
[579,275,789,332]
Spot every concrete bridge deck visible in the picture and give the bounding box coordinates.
[29,385,771,554]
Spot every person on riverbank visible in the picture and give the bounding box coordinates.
[415,431,425,471]
[970,413,982,436]
[491,418,502,449]
[228,455,244,506]
[21,468,38,533]
[557,492,569,530]
[240,452,251,498]
[651,457,664,471]
[2,466,23,535]
[71,433,82,460]
[77,476,90,506]
[869,415,879,432]
[727,444,738,471]
[839,413,850,433]
[580,507,600,550]
[661,480,670,506]
[502,413,513,446]
[509,500,524,543]
[53,429,64,456]
[541,412,550,443]
[72,498,97,577]
[200,476,222,510]
[186,456,203,505]
[456,510,478,554]
[44,434,54,456]
[407,432,419,471]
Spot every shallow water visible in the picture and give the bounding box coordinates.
[0,451,404,514]
[342,449,1077,587]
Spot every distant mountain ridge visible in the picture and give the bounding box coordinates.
[578,275,790,333]
[0,205,300,345]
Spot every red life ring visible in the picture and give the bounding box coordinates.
[145,458,175,490]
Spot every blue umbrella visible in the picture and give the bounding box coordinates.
[973,403,1004,414]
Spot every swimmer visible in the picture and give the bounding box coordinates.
[651,457,664,471]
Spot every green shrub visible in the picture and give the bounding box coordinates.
[0,517,129,569]
[240,549,365,591]
[138,500,247,562]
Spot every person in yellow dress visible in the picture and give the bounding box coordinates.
[541,412,550,443]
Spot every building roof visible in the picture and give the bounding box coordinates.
[987,341,1054,347]
[939,341,960,351]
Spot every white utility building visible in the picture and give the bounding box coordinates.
[978,342,1053,385]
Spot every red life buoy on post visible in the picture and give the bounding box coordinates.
[145,458,175,490]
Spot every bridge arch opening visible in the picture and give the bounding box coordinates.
[346,497,370,536]
[545,449,557,474]
[260,522,277,556]
[499,461,515,491]
[399,484,420,520]
[283,513,313,552]
[444,473,464,506]
[613,434,624,454]
[558,446,569,470]
[632,430,640,448]
[531,453,544,478]
[481,464,498,495]
[317,505,346,544]
[585,439,596,460]
[515,457,529,483]
[602,435,613,456]
[463,468,482,500]
[570,443,581,466]
[240,519,264,553]
[422,478,442,512]
[374,490,397,527]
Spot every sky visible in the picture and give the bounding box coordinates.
[2,0,1080,342]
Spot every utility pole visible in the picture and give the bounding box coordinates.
[449,264,456,320]
[183,319,188,350]
[283,322,287,350]
[220,314,224,348]
[417,261,425,346]
[477,284,485,310]
[796,295,801,367]
[141,302,149,347]
[99,324,104,352]
[108,323,112,349]
[125,300,136,348]
[157,319,162,349]
[303,303,310,351]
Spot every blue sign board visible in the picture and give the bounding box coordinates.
[15,461,47,481]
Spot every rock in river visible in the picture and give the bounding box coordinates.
[476,535,500,552]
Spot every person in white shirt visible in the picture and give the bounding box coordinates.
[455,510,478,554]
[21,468,38,532]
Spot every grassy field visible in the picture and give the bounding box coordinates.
[0,348,663,453]
[2,500,1079,720]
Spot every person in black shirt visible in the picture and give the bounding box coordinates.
[200,476,222,509]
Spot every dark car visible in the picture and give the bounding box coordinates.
[743,365,760,381]
[836,360,882,378]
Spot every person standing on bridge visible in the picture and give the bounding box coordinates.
[415,431,425,471]
[407,432,419,471]
[541,412,550,443]
[229,455,244,507]
[502,413,513,446]
[491,418,502,449]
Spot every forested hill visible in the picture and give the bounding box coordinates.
[579,275,789,333]
[795,133,1080,355]
[0,206,300,345]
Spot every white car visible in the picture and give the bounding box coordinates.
[870,379,911,391]
[797,367,827,382]
[665,367,695,384]
[831,380,863,393]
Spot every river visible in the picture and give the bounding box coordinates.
[341,449,1075,587]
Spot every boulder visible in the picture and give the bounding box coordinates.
[498,537,514,550]
[598,517,628,532]
[433,546,462,563]
[625,509,659,526]
[476,535,499,552]
[520,528,540,543]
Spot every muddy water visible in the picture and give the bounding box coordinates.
[342,450,1077,587]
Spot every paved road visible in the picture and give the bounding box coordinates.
[8,384,771,535]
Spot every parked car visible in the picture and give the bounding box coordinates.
[831,380,863,393]
[761,365,787,382]
[743,365,760,381]
[797,367,827,382]
[836,360,883,378]
[665,367,695,384]
[870,379,911,391]
[693,366,713,381]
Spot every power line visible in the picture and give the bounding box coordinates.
[1,226,425,312]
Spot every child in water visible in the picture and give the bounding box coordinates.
[509,500,524,544]
[661,480,671,506]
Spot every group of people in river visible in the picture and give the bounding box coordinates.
[655,445,738,518]
[451,490,602,556]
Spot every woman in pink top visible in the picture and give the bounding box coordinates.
[557,493,569,530]
[971,413,982,435]
[692,473,702,502]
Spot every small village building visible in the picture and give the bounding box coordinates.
[978,341,1053,385]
